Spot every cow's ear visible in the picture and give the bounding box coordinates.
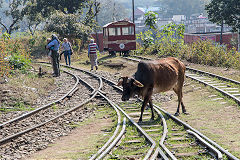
[133,80,144,88]
[117,77,123,86]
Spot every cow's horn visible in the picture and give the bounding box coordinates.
[133,79,144,87]
[117,77,124,86]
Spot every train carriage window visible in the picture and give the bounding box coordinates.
[104,28,108,36]
[129,26,134,35]
[116,27,121,36]
[109,28,115,36]
[122,27,129,35]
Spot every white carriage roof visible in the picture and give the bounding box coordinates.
[103,20,134,28]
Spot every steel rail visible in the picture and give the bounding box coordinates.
[61,64,235,159]
[39,66,123,160]
[150,147,169,160]
[89,91,122,160]
[86,71,165,159]
[62,65,157,159]
[65,65,157,159]
[96,117,126,160]
[154,107,177,160]
[154,104,239,160]
[187,74,240,105]
[0,69,79,129]
[122,56,239,160]
[89,105,121,160]
[0,63,103,146]
[96,76,161,159]
[99,93,156,160]
[0,89,98,146]
[187,130,223,160]
[186,67,240,86]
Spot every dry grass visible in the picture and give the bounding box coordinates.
[0,65,56,110]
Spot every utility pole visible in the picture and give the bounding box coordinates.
[113,2,116,21]
[220,19,224,45]
[132,0,135,23]
[95,0,99,47]
[238,28,240,52]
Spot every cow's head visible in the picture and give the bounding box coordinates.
[117,76,144,101]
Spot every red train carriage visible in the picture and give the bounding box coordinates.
[103,20,136,55]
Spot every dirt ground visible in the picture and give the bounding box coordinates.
[27,111,114,160]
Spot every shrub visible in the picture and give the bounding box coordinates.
[132,23,240,69]
[0,39,11,77]
[8,54,31,72]
[0,33,31,76]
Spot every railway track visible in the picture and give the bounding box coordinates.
[0,66,102,159]
[60,65,156,159]
[62,65,235,159]
[1,61,239,159]
[117,55,239,159]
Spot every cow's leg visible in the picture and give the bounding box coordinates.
[179,75,188,114]
[149,99,154,120]
[173,87,181,116]
[174,75,187,115]
[139,96,151,122]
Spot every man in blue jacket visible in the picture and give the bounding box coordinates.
[47,34,60,77]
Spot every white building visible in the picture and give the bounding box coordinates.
[172,15,186,22]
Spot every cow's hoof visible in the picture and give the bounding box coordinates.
[138,119,142,123]
[149,119,154,122]
[174,112,180,116]
[137,120,143,124]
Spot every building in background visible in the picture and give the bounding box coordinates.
[184,32,238,50]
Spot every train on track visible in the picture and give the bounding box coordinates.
[92,20,136,56]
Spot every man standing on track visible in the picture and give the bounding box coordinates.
[88,39,99,71]
[47,34,60,77]
[61,38,72,66]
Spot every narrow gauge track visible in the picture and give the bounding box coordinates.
[62,65,228,159]
[0,66,102,159]
[99,73,221,159]
[61,65,156,160]
[0,69,79,139]
[121,55,239,160]
[128,55,240,105]
[0,71,77,124]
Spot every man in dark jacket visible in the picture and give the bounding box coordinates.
[47,34,60,77]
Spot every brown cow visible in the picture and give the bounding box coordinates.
[117,57,187,122]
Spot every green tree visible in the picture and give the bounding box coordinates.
[25,0,100,32]
[83,0,100,27]
[0,0,26,34]
[25,0,89,17]
[45,12,92,38]
[22,1,44,35]
[144,11,158,30]
[205,0,240,31]
[45,12,92,49]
